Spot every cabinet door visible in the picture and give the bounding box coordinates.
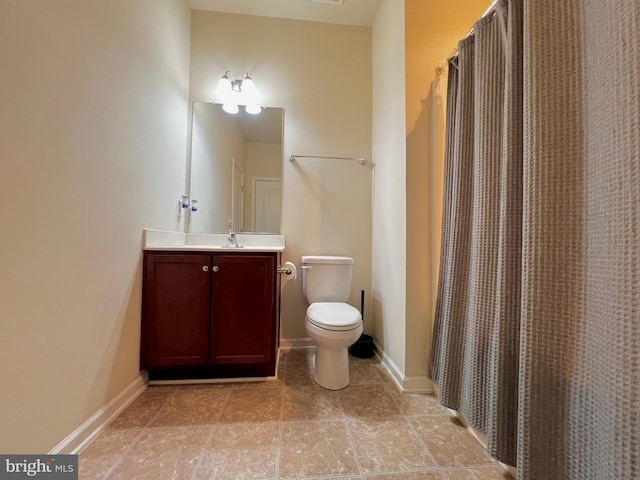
[141,253,211,368]
[210,254,276,365]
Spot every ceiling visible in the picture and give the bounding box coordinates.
[186,0,383,27]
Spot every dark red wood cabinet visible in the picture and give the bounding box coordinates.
[141,251,279,380]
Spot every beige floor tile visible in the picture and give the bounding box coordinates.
[80,427,143,456]
[107,426,211,480]
[279,420,360,478]
[339,385,403,421]
[318,477,362,480]
[442,466,512,479]
[80,352,504,480]
[109,393,170,429]
[282,477,361,480]
[371,362,400,387]
[78,456,121,480]
[283,361,317,387]
[282,384,343,422]
[218,387,283,423]
[78,427,143,479]
[385,391,451,417]
[283,349,335,388]
[149,386,230,427]
[193,423,279,480]
[231,378,285,391]
[410,416,498,468]
[348,418,437,474]
[280,349,314,368]
[349,358,386,385]
[362,472,445,480]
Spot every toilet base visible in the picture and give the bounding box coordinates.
[312,346,350,390]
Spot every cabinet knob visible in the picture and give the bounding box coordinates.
[202,265,209,272]
[212,265,219,272]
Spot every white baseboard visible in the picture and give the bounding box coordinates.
[373,339,434,393]
[279,337,315,351]
[402,375,434,393]
[373,342,404,389]
[49,374,147,455]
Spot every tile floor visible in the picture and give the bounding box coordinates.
[79,349,512,480]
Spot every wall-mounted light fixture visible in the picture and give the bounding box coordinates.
[214,71,261,115]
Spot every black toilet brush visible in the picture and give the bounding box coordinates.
[350,289,374,358]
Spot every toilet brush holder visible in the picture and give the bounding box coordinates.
[350,289,374,358]
[350,333,374,358]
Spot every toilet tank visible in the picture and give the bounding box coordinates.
[301,255,354,304]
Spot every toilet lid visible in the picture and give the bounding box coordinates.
[306,302,362,330]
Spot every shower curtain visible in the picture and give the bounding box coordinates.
[429,0,639,479]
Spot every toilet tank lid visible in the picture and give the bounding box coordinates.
[301,255,354,265]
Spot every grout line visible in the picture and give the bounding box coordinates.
[337,388,364,479]
[275,360,286,479]
[102,388,181,479]
[405,415,446,477]
[189,426,215,480]
[99,427,153,479]
[384,377,445,478]
[141,388,177,428]
[188,386,232,480]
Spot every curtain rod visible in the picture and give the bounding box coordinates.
[289,154,367,165]
[435,0,499,74]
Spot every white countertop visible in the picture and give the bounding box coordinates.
[143,229,285,252]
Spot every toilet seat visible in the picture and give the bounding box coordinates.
[306,302,361,331]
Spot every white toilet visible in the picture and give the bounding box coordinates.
[302,255,363,390]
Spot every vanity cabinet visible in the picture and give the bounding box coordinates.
[141,251,279,380]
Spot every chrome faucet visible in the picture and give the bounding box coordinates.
[225,229,242,248]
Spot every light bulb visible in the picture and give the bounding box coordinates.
[215,72,233,103]
[223,102,239,114]
[245,104,261,115]
[241,73,258,104]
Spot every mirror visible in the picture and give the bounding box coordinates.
[189,102,284,233]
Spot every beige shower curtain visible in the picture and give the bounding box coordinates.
[430,0,639,478]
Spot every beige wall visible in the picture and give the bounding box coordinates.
[404,0,490,378]
[0,0,191,453]
[372,0,491,382]
[372,0,407,373]
[189,11,373,340]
